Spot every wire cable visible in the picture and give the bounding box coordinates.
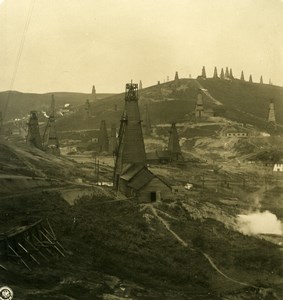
[3,0,36,120]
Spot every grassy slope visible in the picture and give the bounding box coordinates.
[0,91,115,119]
[1,192,282,299]
[56,78,283,133]
[199,78,283,128]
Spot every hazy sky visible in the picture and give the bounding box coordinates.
[0,0,283,93]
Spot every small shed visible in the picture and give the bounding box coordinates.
[119,164,172,202]
[146,150,171,164]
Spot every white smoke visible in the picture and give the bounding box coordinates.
[237,210,283,235]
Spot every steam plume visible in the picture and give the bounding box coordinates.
[237,210,283,235]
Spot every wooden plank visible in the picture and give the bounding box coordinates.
[39,230,65,257]
[18,242,40,265]
[8,244,31,271]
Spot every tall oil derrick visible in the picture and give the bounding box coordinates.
[201,66,206,78]
[98,120,109,153]
[92,85,96,101]
[168,123,183,162]
[113,82,146,189]
[195,89,204,119]
[229,68,234,79]
[174,71,179,81]
[143,104,152,136]
[26,111,43,150]
[249,74,253,83]
[220,68,225,79]
[267,99,277,131]
[260,76,263,84]
[225,67,229,79]
[139,80,143,90]
[109,123,117,155]
[240,70,245,81]
[85,99,91,119]
[213,66,218,78]
[43,95,60,155]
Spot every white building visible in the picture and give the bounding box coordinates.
[273,164,283,172]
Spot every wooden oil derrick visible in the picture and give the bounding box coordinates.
[260,75,263,84]
[240,70,245,81]
[174,71,179,81]
[229,68,234,79]
[85,99,91,119]
[98,120,109,153]
[201,66,206,79]
[139,80,143,90]
[249,74,253,83]
[267,99,277,132]
[213,66,218,78]
[225,67,229,79]
[195,89,204,120]
[92,85,96,101]
[109,123,117,156]
[113,82,146,189]
[220,68,225,79]
[26,111,43,150]
[43,95,60,155]
[0,219,66,271]
[143,104,152,136]
[168,123,183,162]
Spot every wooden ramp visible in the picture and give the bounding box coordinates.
[0,219,67,270]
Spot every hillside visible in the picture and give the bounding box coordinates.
[199,78,283,128]
[55,78,283,133]
[0,91,115,120]
[0,140,282,299]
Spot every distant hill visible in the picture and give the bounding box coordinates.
[56,78,283,132]
[0,91,115,120]
[199,78,283,128]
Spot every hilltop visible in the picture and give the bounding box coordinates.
[0,91,115,120]
[55,78,283,133]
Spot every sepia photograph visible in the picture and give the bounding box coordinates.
[0,0,283,299]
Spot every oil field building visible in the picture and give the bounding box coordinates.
[119,164,171,202]
[273,164,283,172]
[113,82,173,202]
[224,127,248,137]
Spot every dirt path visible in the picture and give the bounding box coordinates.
[201,252,257,288]
[147,203,259,289]
[149,205,188,247]
[195,80,223,106]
